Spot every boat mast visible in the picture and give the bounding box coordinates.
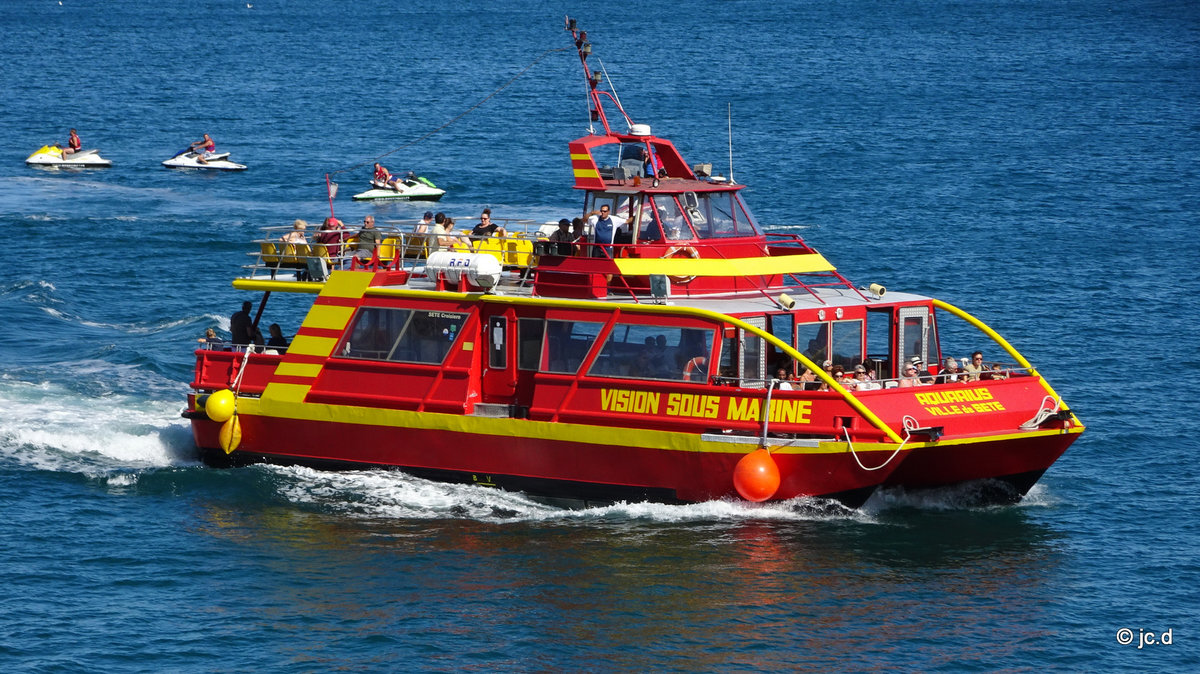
[566,17,632,136]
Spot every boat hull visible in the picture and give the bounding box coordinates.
[162,152,246,170]
[882,430,1078,500]
[188,411,901,507]
[351,187,444,202]
[26,146,111,167]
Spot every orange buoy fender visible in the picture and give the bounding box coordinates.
[219,414,242,454]
[733,448,781,502]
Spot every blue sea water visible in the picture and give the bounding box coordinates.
[1,0,1198,670]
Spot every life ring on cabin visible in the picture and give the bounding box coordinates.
[661,245,699,284]
[682,356,707,382]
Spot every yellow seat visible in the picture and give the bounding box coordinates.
[504,237,535,267]
[261,242,280,266]
[378,237,398,265]
[282,243,311,266]
[474,236,504,265]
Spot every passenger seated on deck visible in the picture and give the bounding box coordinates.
[548,218,576,255]
[898,363,924,388]
[963,351,985,381]
[437,217,468,252]
[985,363,1008,381]
[797,368,819,391]
[281,219,308,243]
[354,215,384,260]
[775,367,795,390]
[198,328,225,346]
[939,356,964,384]
[315,217,346,264]
[471,209,507,238]
[266,323,289,351]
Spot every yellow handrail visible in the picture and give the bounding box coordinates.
[932,299,1075,415]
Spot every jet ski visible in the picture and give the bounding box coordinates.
[26,145,112,168]
[162,148,247,171]
[351,175,445,201]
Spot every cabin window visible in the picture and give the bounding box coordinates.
[588,324,714,381]
[684,192,748,239]
[340,307,467,365]
[650,196,692,241]
[733,195,764,237]
[796,321,829,365]
[768,313,795,374]
[518,318,545,371]
[830,320,863,369]
[541,319,605,374]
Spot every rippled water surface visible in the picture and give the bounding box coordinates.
[1,0,1198,670]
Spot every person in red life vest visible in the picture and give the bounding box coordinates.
[189,133,216,164]
[62,129,82,156]
[373,163,402,191]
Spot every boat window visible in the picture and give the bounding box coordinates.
[588,324,714,381]
[541,319,605,374]
[518,318,545,371]
[796,321,829,365]
[339,307,467,365]
[830,320,863,369]
[733,194,764,237]
[650,196,693,241]
[768,313,795,374]
[685,192,739,239]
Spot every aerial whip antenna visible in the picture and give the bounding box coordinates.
[728,102,735,184]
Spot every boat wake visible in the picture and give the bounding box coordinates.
[263,464,876,525]
[0,377,196,478]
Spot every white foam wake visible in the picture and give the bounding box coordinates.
[265,464,876,524]
[0,376,196,478]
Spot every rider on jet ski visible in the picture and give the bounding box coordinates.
[189,134,216,165]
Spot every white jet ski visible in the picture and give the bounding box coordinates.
[351,175,444,201]
[26,145,112,168]
[162,148,247,171]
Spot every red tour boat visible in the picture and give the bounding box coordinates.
[184,19,1083,507]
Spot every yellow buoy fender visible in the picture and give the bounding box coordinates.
[733,448,781,502]
[194,394,209,412]
[205,389,236,423]
[219,414,242,454]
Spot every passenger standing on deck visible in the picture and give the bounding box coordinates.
[585,204,625,258]
[230,301,253,346]
[354,215,385,261]
[189,133,216,164]
[570,218,586,255]
[63,129,82,157]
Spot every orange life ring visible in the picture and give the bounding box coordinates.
[682,356,707,381]
[661,245,699,284]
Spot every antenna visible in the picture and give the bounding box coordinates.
[599,59,630,132]
[727,102,735,184]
